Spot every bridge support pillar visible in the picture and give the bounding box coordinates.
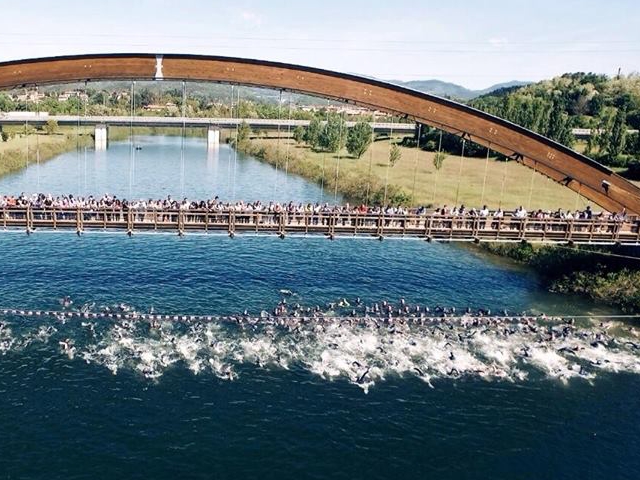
[207,126,220,150]
[95,124,108,150]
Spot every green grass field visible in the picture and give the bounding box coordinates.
[249,136,605,211]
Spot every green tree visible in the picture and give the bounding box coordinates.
[433,151,447,170]
[319,115,346,152]
[389,143,402,167]
[0,93,15,112]
[235,121,251,146]
[1,131,9,142]
[608,107,627,158]
[345,121,373,158]
[546,102,574,146]
[293,125,306,144]
[43,119,59,135]
[303,117,323,149]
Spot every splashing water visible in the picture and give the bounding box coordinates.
[2,311,640,393]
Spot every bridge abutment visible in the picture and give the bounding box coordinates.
[94,124,108,150]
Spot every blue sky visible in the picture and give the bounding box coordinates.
[0,0,638,89]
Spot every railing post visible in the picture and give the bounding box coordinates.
[228,210,235,236]
[25,205,32,232]
[76,207,82,233]
[519,218,528,241]
[2,206,6,230]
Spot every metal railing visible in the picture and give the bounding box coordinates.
[2,206,639,244]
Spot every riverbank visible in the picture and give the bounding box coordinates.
[236,135,594,210]
[0,126,94,178]
[479,242,640,313]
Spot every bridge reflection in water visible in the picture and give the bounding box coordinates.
[3,207,639,244]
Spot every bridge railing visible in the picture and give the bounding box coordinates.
[2,206,639,243]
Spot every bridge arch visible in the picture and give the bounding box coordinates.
[1,53,639,214]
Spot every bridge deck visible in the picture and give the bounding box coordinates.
[2,207,639,244]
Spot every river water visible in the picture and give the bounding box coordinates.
[1,136,639,479]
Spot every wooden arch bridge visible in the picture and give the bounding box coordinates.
[0,54,639,244]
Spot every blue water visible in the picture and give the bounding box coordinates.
[1,137,639,479]
[7,135,340,203]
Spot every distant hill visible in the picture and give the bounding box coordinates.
[388,79,531,101]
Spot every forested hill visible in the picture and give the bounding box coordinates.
[469,73,640,169]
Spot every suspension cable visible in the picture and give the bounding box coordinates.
[180,80,186,199]
[284,91,293,197]
[320,98,330,203]
[232,85,240,201]
[365,110,375,205]
[77,84,83,197]
[272,90,282,200]
[574,182,582,212]
[498,153,509,209]
[128,81,135,199]
[454,138,466,206]
[527,160,537,211]
[479,143,491,207]
[432,128,443,203]
[411,123,422,204]
[35,86,40,192]
[383,114,395,205]
[333,108,346,203]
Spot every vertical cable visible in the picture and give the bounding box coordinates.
[527,161,537,211]
[333,109,346,202]
[180,80,186,199]
[273,90,282,199]
[383,114,395,205]
[365,110,375,205]
[284,91,293,197]
[129,81,135,199]
[411,123,422,204]
[454,138,466,206]
[480,143,491,206]
[432,128,443,203]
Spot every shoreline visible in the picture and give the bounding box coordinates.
[477,243,640,313]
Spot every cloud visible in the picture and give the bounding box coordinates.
[240,10,263,26]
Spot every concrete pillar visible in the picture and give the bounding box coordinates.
[207,126,220,150]
[95,124,108,150]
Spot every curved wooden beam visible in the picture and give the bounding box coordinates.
[1,53,639,213]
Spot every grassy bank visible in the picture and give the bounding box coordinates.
[0,126,94,178]
[480,242,640,313]
[240,135,595,210]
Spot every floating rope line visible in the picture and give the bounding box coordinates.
[1,308,639,323]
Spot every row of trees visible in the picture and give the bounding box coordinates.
[471,72,640,167]
[292,116,375,158]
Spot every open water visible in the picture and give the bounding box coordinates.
[1,136,639,479]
